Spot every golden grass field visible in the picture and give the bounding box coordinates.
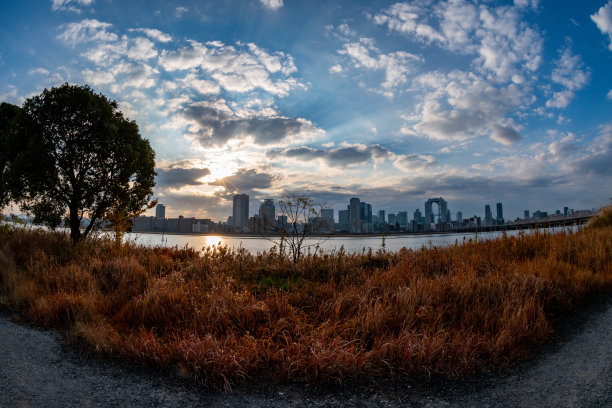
[1,207,611,391]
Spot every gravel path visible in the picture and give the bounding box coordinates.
[1,299,611,408]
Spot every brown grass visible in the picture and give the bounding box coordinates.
[1,222,611,391]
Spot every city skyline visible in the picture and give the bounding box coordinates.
[1,1,612,220]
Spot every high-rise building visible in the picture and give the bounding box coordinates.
[397,211,408,229]
[485,204,492,226]
[155,203,166,219]
[259,199,275,230]
[388,213,397,228]
[524,210,530,219]
[496,202,504,224]
[350,197,361,233]
[338,209,350,232]
[321,208,334,232]
[564,207,568,216]
[232,194,249,232]
[456,211,463,223]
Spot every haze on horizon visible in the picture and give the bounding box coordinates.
[1,0,611,221]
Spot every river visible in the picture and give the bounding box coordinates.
[124,228,563,254]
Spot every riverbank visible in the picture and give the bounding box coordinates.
[1,210,611,391]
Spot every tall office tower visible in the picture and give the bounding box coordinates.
[496,202,504,224]
[277,215,288,229]
[524,210,530,219]
[446,209,451,222]
[388,213,397,227]
[413,209,422,224]
[338,209,350,232]
[564,207,568,216]
[359,202,373,224]
[233,194,249,231]
[321,208,334,231]
[378,210,386,224]
[485,204,492,226]
[155,203,166,219]
[397,211,408,229]
[321,208,334,224]
[456,211,463,223]
[259,199,275,229]
[349,197,361,233]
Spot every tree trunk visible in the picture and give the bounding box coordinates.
[69,205,81,244]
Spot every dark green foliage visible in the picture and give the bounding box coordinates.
[11,84,156,243]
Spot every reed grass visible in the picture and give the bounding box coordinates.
[1,217,611,391]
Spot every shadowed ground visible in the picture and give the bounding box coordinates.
[1,298,611,408]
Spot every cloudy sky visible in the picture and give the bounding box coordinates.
[1,0,611,220]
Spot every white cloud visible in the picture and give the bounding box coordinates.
[546,90,575,109]
[127,37,157,60]
[373,1,543,81]
[260,0,283,10]
[28,67,50,76]
[175,6,188,18]
[373,2,445,45]
[514,0,539,10]
[129,28,172,43]
[406,70,530,141]
[82,68,114,86]
[159,41,304,96]
[591,1,612,51]
[57,19,118,45]
[545,47,589,109]
[329,64,343,74]
[550,47,589,91]
[52,0,93,12]
[337,36,422,96]
[607,89,612,99]
[112,62,157,89]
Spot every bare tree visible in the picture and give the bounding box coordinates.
[272,194,328,263]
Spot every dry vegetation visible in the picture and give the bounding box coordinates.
[1,212,611,391]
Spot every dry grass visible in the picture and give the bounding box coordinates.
[1,221,611,391]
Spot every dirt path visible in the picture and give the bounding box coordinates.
[1,300,611,408]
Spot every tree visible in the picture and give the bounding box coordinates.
[0,103,26,211]
[15,83,156,244]
[274,194,326,263]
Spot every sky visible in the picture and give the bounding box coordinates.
[1,0,611,221]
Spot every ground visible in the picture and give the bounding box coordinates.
[1,296,611,407]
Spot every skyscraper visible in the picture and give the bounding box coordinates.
[350,197,361,233]
[485,204,492,226]
[321,208,334,232]
[233,194,249,232]
[496,202,504,224]
[155,203,165,219]
[397,211,408,230]
[259,199,275,230]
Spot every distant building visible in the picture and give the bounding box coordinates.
[496,202,504,224]
[233,194,249,232]
[524,210,530,219]
[259,199,275,231]
[456,211,463,224]
[350,198,361,233]
[397,211,408,230]
[321,208,334,232]
[564,207,568,216]
[338,209,350,232]
[155,204,165,219]
[388,213,397,231]
[485,204,493,226]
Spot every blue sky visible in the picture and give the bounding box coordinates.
[1,0,611,221]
